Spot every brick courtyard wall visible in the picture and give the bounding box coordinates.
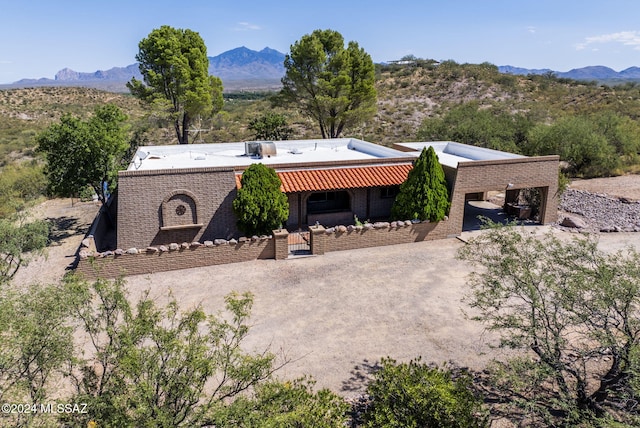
[76,236,277,280]
[309,220,451,255]
[447,156,560,234]
[117,167,238,249]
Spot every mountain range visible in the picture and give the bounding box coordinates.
[2,46,639,92]
[4,46,286,92]
[498,65,640,80]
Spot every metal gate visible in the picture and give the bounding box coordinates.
[288,230,311,256]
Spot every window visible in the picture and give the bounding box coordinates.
[307,191,350,214]
[380,185,400,199]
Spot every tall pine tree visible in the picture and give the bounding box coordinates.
[391,146,450,222]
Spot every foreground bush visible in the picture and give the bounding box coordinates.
[363,357,488,428]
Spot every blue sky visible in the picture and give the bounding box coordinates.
[2,0,640,84]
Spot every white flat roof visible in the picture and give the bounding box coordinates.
[126,139,526,171]
[128,138,413,171]
[395,141,525,168]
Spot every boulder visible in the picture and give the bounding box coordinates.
[337,225,348,233]
[180,242,190,249]
[159,245,169,252]
[214,239,228,245]
[78,249,90,259]
[114,248,125,255]
[373,222,390,229]
[561,216,588,229]
[204,240,214,247]
[146,247,158,253]
[228,238,238,245]
[126,248,139,255]
[169,243,180,251]
[190,241,203,248]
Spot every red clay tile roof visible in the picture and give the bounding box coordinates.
[235,164,413,192]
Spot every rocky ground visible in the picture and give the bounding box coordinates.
[559,188,640,233]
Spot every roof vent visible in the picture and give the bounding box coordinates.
[245,141,277,158]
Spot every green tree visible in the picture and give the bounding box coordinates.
[416,101,532,153]
[248,112,293,141]
[281,29,377,139]
[233,164,289,236]
[363,357,487,428]
[0,282,74,427]
[390,146,450,221]
[127,25,224,145]
[36,104,129,205]
[64,276,279,427]
[458,224,640,424]
[525,116,619,177]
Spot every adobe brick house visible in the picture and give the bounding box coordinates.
[115,138,559,250]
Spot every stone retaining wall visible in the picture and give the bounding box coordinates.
[309,220,450,255]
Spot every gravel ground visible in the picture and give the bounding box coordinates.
[559,189,640,232]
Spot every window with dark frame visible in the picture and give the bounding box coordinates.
[380,185,400,199]
[307,191,350,213]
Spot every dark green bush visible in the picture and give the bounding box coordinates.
[391,146,450,221]
[233,163,289,235]
[363,357,488,428]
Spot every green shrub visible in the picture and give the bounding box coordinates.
[233,163,289,235]
[363,357,488,428]
[212,377,350,427]
[391,146,450,221]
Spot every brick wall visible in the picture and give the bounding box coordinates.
[309,220,451,254]
[117,167,238,249]
[447,156,560,233]
[76,237,276,280]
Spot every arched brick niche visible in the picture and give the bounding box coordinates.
[160,190,203,230]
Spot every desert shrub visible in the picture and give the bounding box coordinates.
[212,377,350,427]
[363,357,488,428]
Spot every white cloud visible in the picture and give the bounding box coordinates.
[576,31,640,51]
[526,26,536,34]
[235,22,262,31]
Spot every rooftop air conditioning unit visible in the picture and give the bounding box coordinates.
[245,141,277,158]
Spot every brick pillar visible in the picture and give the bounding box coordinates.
[309,224,325,255]
[272,229,289,260]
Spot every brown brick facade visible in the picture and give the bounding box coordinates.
[107,146,559,278]
[446,156,560,233]
[117,167,238,249]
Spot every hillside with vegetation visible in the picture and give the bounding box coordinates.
[1,59,640,214]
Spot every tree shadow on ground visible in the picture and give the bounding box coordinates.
[341,359,381,394]
[46,216,87,246]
